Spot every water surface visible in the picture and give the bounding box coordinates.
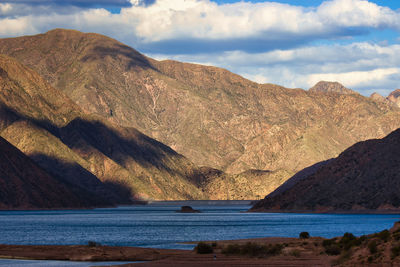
[0,201,399,250]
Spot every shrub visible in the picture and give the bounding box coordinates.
[222,242,283,257]
[195,242,213,254]
[340,232,359,250]
[211,242,218,248]
[368,240,378,254]
[87,241,101,247]
[299,232,310,239]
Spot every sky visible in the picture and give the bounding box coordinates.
[1,0,400,95]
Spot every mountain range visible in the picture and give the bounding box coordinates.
[1,29,400,208]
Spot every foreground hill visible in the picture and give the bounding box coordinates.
[0,54,208,202]
[0,136,108,209]
[1,29,399,182]
[251,128,400,212]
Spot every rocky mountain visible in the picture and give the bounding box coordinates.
[0,54,209,202]
[1,29,400,183]
[370,89,400,108]
[0,135,110,209]
[387,89,400,107]
[370,92,388,103]
[250,128,400,212]
[309,81,356,95]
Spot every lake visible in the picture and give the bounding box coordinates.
[0,201,399,250]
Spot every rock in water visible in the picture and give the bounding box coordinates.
[177,206,201,213]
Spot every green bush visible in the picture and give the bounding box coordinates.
[299,232,310,239]
[195,242,214,254]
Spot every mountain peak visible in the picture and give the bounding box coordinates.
[388,89,400,101]
[370,92,387,102]
[309,81,356,95]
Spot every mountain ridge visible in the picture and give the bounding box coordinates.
[251,128,400,212]
[2,29,400,201]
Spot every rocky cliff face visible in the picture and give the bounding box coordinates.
[251,128,400,212]
[3,29,400,201]
[1,29,400,181]
[0,54,208,202]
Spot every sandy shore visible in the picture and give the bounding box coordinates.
[0,237,335,267]
[2,223,400,267]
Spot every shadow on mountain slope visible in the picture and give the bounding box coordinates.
[81,44,157,71]
[30,153,133,205]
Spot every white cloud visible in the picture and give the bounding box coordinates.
[151,42,400,95]
[307,68,400,88]
[1,0,400,48]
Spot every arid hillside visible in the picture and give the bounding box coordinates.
[1,29,399,181]
[0,135,111,209]
[251,128,400,212]
[0,54,209,202]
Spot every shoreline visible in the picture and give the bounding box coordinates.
[248,208,400,214]
[2,225,400,267]
[0,236,352,267]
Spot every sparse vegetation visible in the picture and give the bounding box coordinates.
[222,242,283,257]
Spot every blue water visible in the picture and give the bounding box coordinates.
[0,201,399,250]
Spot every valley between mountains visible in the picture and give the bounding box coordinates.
[1,29,400,209]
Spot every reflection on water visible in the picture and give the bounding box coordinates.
[0,201,399,250]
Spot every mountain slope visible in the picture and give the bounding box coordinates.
[0,135,106,209]
[1,29,399,181]
[0,54,207,202]
[0,29,400,179]
[251,128,400,212]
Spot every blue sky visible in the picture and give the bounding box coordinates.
[1,0,400,95]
